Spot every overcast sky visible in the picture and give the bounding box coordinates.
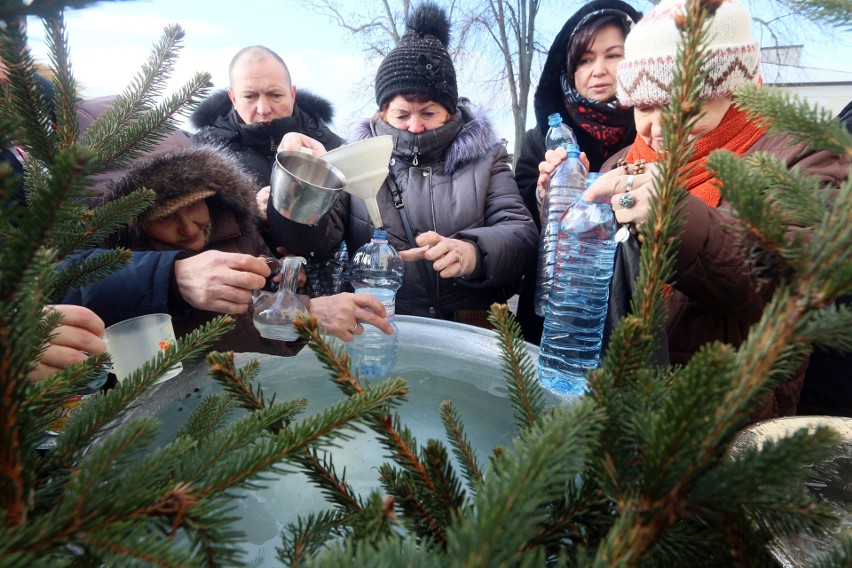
[25,0,852,148]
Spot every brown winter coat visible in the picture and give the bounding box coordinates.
[99,146,303,357]
[603,133,849,421]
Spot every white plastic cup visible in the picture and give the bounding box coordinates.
[103,313,182,384]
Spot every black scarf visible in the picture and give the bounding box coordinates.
[374,111,463,167]
[560,71,633,161]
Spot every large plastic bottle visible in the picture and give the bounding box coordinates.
[347,228,404,378]
[534,114,586,317]
[538,172,616,396]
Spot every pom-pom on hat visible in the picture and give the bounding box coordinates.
[374,2,458,113]
[616,0,760,107]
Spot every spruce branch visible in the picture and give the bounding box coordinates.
[295,314,436,497]
[777,0,852,30]
[175,393,234,442]
[448,402,602,566]
[43,14,78,150]
[48,247,133,301]
[290,449,363,513]
[0,20,56,164]
[487,303,545,431]
[49,187,155,260]
[439,401,483,488]
[278,509,352,567]
[735,83,852,157]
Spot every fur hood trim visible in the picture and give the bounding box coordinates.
[100,146,259,249]
[189,88,336,130]
[351,104,502,175]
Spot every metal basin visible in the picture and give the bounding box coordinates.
[270,151,346,225]
[121,316,555,565]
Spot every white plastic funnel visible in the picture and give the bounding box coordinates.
[320,136,392,228]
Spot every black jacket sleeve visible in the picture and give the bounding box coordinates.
[514,128,546,230]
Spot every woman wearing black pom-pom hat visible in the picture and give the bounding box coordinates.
[267,2,538,327]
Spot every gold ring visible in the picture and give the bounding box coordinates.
[348,322,359,333]
[456,251,463,264]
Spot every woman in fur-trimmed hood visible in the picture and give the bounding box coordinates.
[100,146,303,356]
[266,2,538,325]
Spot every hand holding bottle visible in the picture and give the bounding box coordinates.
[536,149,591,216]
[308,293,392,340]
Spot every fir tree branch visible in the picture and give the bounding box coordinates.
[0,21,56,164]
[290,449,364,513]
[49,187,155,261]
[49,247,133,301]
[735,84,852,158]
[448,402,602,565]
[439,400,483,487]
[777,0,852,30]
[43,14,78,151]
[487,303,545,431]
[279,509,352,567]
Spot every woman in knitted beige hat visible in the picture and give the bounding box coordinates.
[537,0,849,421]
[99,146,393,354]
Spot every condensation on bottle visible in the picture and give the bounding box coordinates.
[534,114,587,317]
[346,228,404,378]
[538,172,616,397]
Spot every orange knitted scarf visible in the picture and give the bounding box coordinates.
[625,105,767,207]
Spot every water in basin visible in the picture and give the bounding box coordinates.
[126,316,554,565]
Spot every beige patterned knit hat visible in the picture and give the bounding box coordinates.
[616,0,760,107]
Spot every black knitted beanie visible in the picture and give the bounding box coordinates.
[374,2,458,113]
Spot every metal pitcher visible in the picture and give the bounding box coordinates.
[270,151,346,225]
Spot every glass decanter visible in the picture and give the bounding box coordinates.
[252,256,307,341]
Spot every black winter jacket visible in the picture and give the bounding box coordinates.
[514,0,642,344]
[267,105,538,319]
[189,89,345,186]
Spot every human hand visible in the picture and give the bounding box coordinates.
[174,251,270,314]
[535,149,590,214]
[308,292,393,341]
[30,305,106,381]
[256,186,270,222]
[583,162,660,227]
[277,132,327,156]
[398,231,478,279]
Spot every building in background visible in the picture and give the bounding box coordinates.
[761,45,851,116]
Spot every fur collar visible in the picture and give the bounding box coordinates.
[190,89,336,130]
[351,104,501,175]
[99,146,260,250]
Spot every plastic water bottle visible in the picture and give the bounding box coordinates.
[348,287,400,378]
[350,229,404,291]
[534,114,586,317]
[538,173,616,396]
[347,228,404,378]
[544,112,576,151]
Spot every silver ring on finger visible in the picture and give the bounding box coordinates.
[618,192,636,209]
[625,174,635,192]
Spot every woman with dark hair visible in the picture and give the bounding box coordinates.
[514,0,642,344]
[537,0,848,420]
[266,2,538,326]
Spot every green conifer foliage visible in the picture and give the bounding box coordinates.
[1,0,850,566]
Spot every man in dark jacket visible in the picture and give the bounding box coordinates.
[190,45,348,296]
[190,45,344,188]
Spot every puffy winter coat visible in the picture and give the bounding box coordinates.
[189,89,345,186]
[267,105,539,320]
[97,146,302,357]
[602,133,849,421]
[190,89,349,296]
